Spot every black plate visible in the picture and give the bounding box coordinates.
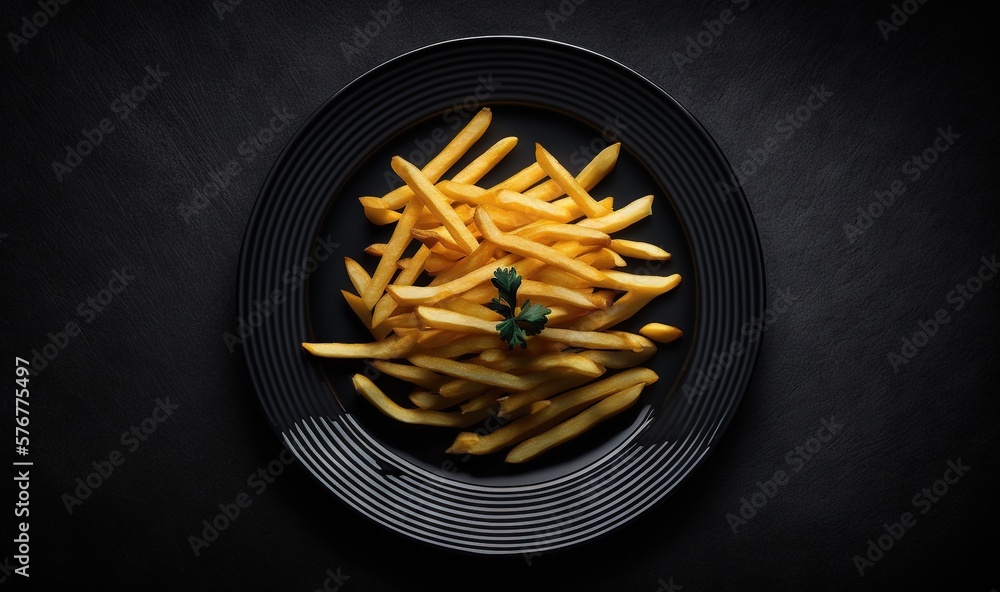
[238,36,765,555]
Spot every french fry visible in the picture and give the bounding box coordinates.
[516,224,610,246]
[474,351,604,377]
[532,268,593,289]
[371,245,432,327]
[344,257,371,295]
[577,195,653,233]
[450,136,518,185]
[362,198,423,308]
[303,333,416,360]
[447,367,658,454]
[364,243,387,257]
[474,209,608,284]
[362,202,403,225]
[352,374,492,427]
[489,162,547,193]
[505,383,644,463]
[392,157,479,254]
[341,290,392,340]
[610,239,671,260]
[580,340,657,369]
[461,392,501,414]
[524,142,620,201]
[529,401,552,414]
[497,372,595,417]
[599,270,681,293]
[407,354,531,390]
[370,360,449,390]
[639,323,683,343]
[409,390,457,411]
[566,290,657,331]
[376,108,493,210]
[535,143,610,218]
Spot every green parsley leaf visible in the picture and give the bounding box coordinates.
[488,267,552,349]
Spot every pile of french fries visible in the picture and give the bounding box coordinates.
[303,108,682,463]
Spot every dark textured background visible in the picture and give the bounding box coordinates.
[2,0,998,590]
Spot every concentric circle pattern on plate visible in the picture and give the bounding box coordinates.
[238,36,765,555]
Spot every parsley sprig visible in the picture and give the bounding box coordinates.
[487,267,552,349]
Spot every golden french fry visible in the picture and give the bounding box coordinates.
[577,195,653,233]
[376,108,493,209]
[535,143,610,218]
[639,323,683,343]
[505,383,643,463]
[579,340,657,369]
[414,203,475,228]
[362,198,423,308]
[439,295,503,322]
[566,290,656,331]
[407,354,531,390]
[498,372,596,417]
[362,202,403,226]
[516,224,610,246]
[364,243,387,257]
[344,257,371,295]
[599,270,681,293]
[529,400,552,414]
[489,162,547,193]
[610,239,671,260]
[475,351,604,377]
[409,390,456,410]
[352,374,492,427]
[524,142,620,201]
[371,245,432,327]
[448,367,658,454]
[494,189,573,221]
[578,249,618,270]
[392,157,479,254]
[537,328,643,351]
[474,209,608,284]
[429,240,497,286]
[461,391,501,414]
[303,333,416,360]
[341,290,392,340]
[412,334,507,358]
[371,360,449,390]
[532,268,593,289]
[451,136,518,185]
[388,252,521,306]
